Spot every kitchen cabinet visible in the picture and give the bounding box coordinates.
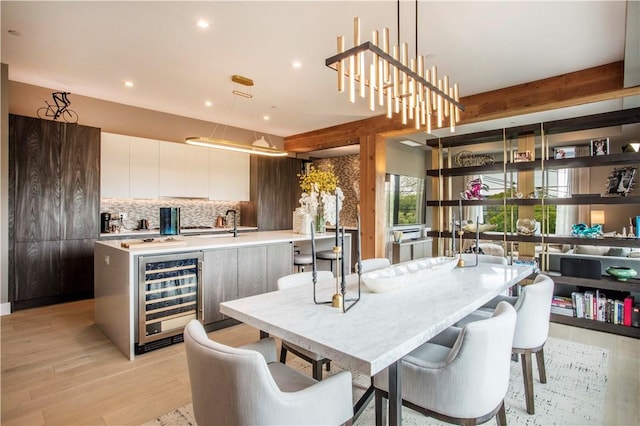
[202,248,238,324]
[100,132,130,198]
[158,143,209,198]
[129,136,159,199]
[209,150,250,201]
[201,242,292,325]
[10,115,100,309]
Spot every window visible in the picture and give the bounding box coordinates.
[386,174,425,225]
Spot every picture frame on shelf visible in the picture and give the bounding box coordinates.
[513,150,532,163]
[605,166,636,195]
[590,137,609,156]
[553,146,576,159]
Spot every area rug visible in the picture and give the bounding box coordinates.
[144,337,608,426]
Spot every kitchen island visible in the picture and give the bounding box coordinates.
[94,230,351,359]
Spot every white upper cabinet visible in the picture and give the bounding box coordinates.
[129,136,159,199]
[209,150,250,201]
[101,133,248,200]
[101,133,130,198]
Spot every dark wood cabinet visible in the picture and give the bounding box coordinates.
[202,248,238,324]
[238,246,268,298]
[9,115,100,309]
[242,156,303,231]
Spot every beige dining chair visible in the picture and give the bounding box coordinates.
[277,270,334,380]
[184,320,353,426]
[356,257,391,273]
[456,273,554,414]
[460,253,508,265]
[373,302,517,426]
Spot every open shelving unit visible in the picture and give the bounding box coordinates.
[425,106,640,338]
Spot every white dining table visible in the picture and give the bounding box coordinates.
[220,261,533,426]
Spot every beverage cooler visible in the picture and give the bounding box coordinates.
[136,252,203,353]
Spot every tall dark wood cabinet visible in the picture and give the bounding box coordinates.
[241,156,303,230]
[9,114,100,310]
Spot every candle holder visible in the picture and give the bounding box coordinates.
[331,246,343,308]
[457,215,481,268]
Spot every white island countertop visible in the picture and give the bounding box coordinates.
[95,230,344,256]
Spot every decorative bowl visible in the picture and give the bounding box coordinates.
[462,220,497,233]
[605,266,638,281]
[516,218,537,236]
[362,257,459,293]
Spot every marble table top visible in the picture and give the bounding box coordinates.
[220,262,533,376]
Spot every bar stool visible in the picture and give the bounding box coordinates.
[293,254,313,272]
[316,250,341,273]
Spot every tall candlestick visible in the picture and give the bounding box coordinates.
[335,192,340,247]
[459,199,463,224]
[356,206,362,274]
[311,220,317,284]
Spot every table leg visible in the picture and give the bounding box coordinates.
[388,360,402,426]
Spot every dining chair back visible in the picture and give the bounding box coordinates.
[276,271,334,379]
[357,257,391,273]
[460,253,508,265]
[184,320,353,426]
[373,301,517,425]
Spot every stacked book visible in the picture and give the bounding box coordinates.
[567,291,635,326]
[550,296,574,316]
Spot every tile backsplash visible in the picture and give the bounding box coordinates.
[101,198,241,230]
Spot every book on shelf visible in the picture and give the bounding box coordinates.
[562,292,636,327]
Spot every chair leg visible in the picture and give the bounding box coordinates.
[312,360,323,381]
[496,401,507,426]
[279,346,287,364]
[536,347,547,384]
[374,389,386,426]
[520,350,535,415]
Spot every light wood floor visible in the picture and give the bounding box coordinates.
[1,299,638,425]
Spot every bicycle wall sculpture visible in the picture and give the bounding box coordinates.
[37,91,79,123]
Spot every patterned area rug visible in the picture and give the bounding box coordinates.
[144,337,608,425]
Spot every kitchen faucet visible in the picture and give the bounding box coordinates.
[225,209,238,237]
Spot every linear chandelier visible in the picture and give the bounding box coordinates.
[325,17,464,133]
[185,75,288,157]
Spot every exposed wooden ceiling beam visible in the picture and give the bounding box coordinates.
[285,61,631,153]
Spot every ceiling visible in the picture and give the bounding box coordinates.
[0,1,632,140]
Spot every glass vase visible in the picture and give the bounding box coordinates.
[315,204,326,233]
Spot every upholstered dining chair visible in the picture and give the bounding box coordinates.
[184,320,353,426]
[373,302,517,426]
[456,273,554,415]
[357,257,391,273]
[277,270,334,380]
[460,253,508,265]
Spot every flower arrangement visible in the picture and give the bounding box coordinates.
[298,165,343,232]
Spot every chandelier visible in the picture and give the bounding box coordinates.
[325,16,464,133]
[185,75,288,157]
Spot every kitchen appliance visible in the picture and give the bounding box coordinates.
[100,212,111,233]
[215,215,225,228]
[136,252,203,353]
[159,207,180,235]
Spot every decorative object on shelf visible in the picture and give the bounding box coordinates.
[605,266,638,281]
[37,91,78,123]
[605,166,636,196]
[393,230,403,243]
[298,165,342,233]
[461,220,497,233]
[571,223,602,238]
[454,150,495,167]
[325,10,464,133]
[590,137,609,156]
[185,76,287,157]
[460,177,489,200]
[516,218,538,236]
[590,210,606,231]
[622,141,640,153]
[553,146,576,159]
[513,150,532,162]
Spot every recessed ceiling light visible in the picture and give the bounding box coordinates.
[123,81,134,88]
[196,19,209,29]
[398,140,422,147]
[263,115,270,121]
[204,100,213,107]
[292,61,302,69]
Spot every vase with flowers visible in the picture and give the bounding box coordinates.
[298,165,343,233]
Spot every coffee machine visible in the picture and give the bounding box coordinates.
[100,212,111,233]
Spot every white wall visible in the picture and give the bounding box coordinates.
[385,141,428,178]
